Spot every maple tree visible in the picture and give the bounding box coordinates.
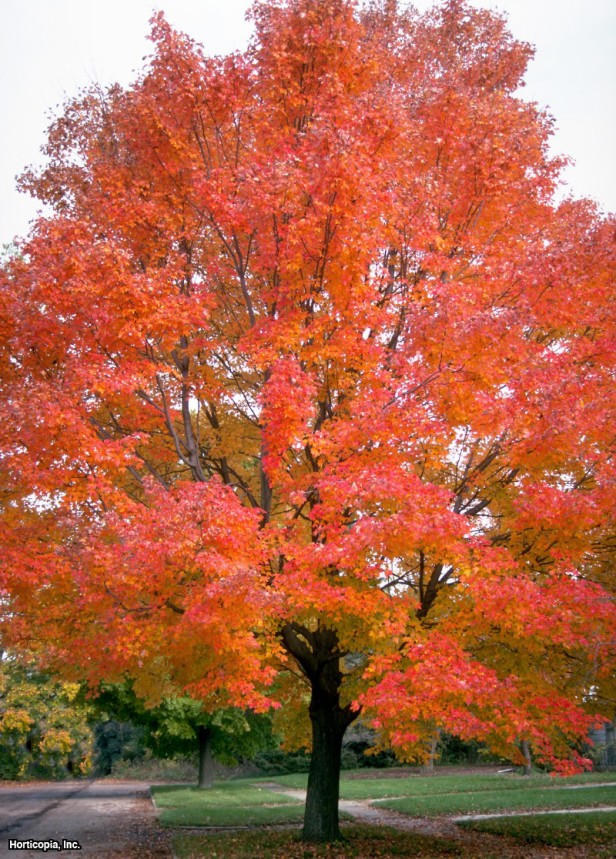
[0,0,615,842]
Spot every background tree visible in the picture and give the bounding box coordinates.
[0,656,93,780]
[92,684,274,788]
[93,718,146,777]
[0,0,614,843]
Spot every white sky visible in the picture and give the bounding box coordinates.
[1,0,614,247]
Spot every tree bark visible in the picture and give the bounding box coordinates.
[302,693,350,842]
[521,738,532,776]
[280,622,359,843]
[197,725,214,789]
[423,727,441,772]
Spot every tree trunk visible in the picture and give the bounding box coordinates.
[302,693,349,842]
[280,622,359,843]
[521,738,532,776]
[423,727,441,772]
[197,725,214,789]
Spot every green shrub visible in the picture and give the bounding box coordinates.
[252,748,311,775]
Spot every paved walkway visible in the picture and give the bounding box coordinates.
[0,780,171,858]
[453,805,616,822]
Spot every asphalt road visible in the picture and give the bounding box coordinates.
[0,780,171,858]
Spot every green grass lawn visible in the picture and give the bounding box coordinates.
[155,770,616,857]
[266,768,612,801]
[151,783,304,827]
[152,771,615,826]
[377,783,616,817]
[460,810,616,848]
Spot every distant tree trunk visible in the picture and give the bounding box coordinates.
[423,727,441,772]
[521,738,532,776]
[197,725,214,789]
